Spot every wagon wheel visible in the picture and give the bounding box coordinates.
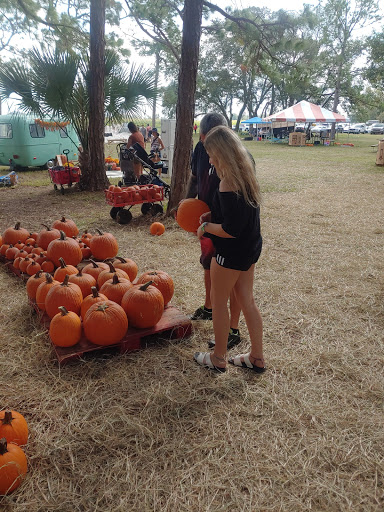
[164,186,170,199]
[110,207,122,219]
[60,186,65,195]
[116,209,133,224]
[141,203,152,215]
[54,184,58,191]
[150,203,163,216]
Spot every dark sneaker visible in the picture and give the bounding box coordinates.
[208,329,241,349]
[190,306,212,320]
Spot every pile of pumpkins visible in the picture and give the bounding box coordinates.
[1,217,174,348]
[0,409,28,495]
[106,184,163,205]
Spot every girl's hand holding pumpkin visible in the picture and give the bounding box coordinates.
[199,211,211,224]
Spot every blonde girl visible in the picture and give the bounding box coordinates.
[194,126,265,373]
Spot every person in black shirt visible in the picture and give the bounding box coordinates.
[193,126,265,373]
[185,113,242,350]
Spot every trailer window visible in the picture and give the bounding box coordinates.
[0,123,13,138]
[29,123,45,138]
[59,127,68,138]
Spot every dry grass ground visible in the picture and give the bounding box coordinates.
[0,134,383,511]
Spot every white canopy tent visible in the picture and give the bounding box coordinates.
[264,100,349,123]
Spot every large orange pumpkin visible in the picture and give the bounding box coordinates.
[46,231,82,267]
[99,274,133,305]
[121,281,164,328]
[51,216,79,237]
[36,224,61,250]
[82,260,110,282]
[0,438,27,495]
[2,222,30,245]
[49,306,82,347]
[176,198,210,233]
[113,256,138,281]
[35,274,60,310]
[136,270,174,305]
[89,229,118,260]
[68,268,97,298]
[45,274,83,319]
[83,301,128,346]
[0,410,28,446]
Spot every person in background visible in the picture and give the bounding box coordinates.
[127,122,144,178]
[185,113,242,351]
[193,125,264,373]
[139,125,147,146]
[146,124,151,140]
[194,123,198,134]
[127,122,145,149]
[150,128,164,157]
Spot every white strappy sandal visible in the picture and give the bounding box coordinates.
[194,352,227,373]
[228,353,266,373]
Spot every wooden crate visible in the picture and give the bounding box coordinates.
[376,141,384,166]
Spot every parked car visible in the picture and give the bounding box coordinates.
[336,123,347,132]
[310,124,329,135]
[353,123,367,133]
[370,123,384,135]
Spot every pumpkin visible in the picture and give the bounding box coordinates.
[83,300,128,346]
[53,257,78,282]
[136,270,174,305]
[0,410,28,446]
[97,261,129,288]
[49,306,82,347]
[36,224,61,250]
[29,231,39,241]
[176,198,210,233]
[25,260,41,276]
[51,216,79,237]
[81,230,93,247]
[41,259,55,273]
[26,270,45,301]
[121,281,164,328]
[68,268,97,298]
[82,260,110,282]
[45,274,83,319]
[5,245,19,260]
[0,244,10,256]
[22,243,34,254]
[0,438,27,495]
[2,222,30,245]
[13,257,22,270]
[150,222,165,236]
[35,274,59,310]
[89,229,118,260]
[46,230,82,267]
[19,257,32,273]
[80,287,108,318]
[113,256,138,281]
[99,274,133,305]
[80,244,92,260]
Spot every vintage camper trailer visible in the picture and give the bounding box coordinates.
[0,114,79,170]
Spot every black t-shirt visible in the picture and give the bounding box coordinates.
[208,190,262,270]
[191,141,220,210]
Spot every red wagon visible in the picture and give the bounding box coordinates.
[48,165,81,194]
[105,184,164,224]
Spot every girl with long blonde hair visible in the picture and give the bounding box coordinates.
[194,126,265,373]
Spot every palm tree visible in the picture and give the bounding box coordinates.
[0,47,157,189]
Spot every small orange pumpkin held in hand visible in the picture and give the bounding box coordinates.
[0,438,28,495]
[150,222,165,236]
[0,410,28,446]
[49,306,82,347]
[176,198,210,233]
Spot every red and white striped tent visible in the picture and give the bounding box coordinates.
[264,100,349,123]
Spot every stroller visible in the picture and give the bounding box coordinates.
[117,142,170,198]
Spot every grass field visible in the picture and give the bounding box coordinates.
[0,133,383,511]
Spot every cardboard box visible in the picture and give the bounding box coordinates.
[376,140,384,166]
[289,132,306,146]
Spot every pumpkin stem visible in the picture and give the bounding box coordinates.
[96,302,110,312]
[112,273,120,284]
[106,261,116,272]
[14,222,21,230]
[60,216,67,222]
[89,259,100,268]
[45,273,54,283]
[91,286,99,298]
[58,257,67,268]
[139,280,153,292]
[59,230,67,240]
[1,410,13,425]
[95,228,103,236]
[76,268,83,276]
[58,306,69,316]
[62,274,70,286]
[0,438,8,455]
[41,224,53,231]
[115,256,126,263]
[34,270,44,279]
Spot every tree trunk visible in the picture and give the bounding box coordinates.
[152,51,160,129]
[166,0,203,214]
[81,0,109,191]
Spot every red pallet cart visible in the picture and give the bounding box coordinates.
[105,184,165,224]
